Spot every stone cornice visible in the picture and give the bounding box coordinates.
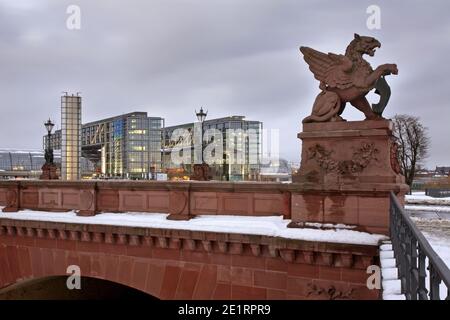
[0,217,378,269]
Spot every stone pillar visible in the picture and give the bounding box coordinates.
[290,120,409,235]
[167,184,191,220]
[190,163,211,181]
[2,182,20,213]
[40,163,59,180]
[77,183,97,216]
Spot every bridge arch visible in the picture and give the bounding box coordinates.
[0,275,156,300]
[0,242,224,299]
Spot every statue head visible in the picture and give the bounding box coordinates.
[346,33,381,57]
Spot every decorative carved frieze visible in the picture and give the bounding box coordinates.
[81,231,91,242]
[280,249,296,263]
[250,244,261,257]
[104,233,114,244]
[92,232,103,243]
[303,251,315,264]
[306,283,355,300]
[16,227,26,237]
[229,243,243,255]
[268,245,279,258]
[69,230,79,241]
[129,235,141,246]
[202,240,212,252]
[307,142,379,176]
[27,227,35,237]
[217,241,228,253]
[339,254,354,268]
[390,139,401,174]
[183,239,196,251]
[143,236,153,247]
[169,238,181,249]
[47,229,56,239]
[320,252,334,266]
[158,237,168,248]
[36,228,45,238]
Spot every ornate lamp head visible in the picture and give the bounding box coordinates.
[44,118,55,135]
[195,107,208,123]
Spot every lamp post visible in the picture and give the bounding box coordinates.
[191,107,210,181]
[195,107,207,163]
[40,118,58,180]
[44,118,55,164]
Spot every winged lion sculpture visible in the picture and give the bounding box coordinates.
[300,34,398,123]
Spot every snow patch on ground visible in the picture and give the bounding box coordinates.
[405,205,450,213]
[411,217,450,270]
[406,192,450,206]
[0,208,388,245]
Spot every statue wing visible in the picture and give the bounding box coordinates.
[300,47,354,89]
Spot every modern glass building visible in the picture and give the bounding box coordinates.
[46,112,164,179]
[162,116,262,181]
[61,94,82,180]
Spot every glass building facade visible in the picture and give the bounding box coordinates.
[46,112,164,179]
[0,150,48,175]
[61,95,82,180]
[0,149,93,179]
[162,116,262,181]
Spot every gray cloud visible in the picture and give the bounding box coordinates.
[0,0,449,167]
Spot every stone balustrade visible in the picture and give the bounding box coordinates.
[0,179,406,235]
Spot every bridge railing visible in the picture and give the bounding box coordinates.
[390,192,450,300]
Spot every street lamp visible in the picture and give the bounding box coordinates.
[40,118,58,180]
[44,118,55,165]
[191,107,209,181]
[195,107,208,163]
[196,107,208,123]
[44,118,55,137]
[44,118,54,163]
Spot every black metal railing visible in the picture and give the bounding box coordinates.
[390,192,450,300]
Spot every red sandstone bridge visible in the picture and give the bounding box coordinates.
[1,121,449,300]
[0,180,385,300]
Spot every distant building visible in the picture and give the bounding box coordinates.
[435,166,450,176]
[259,158,292,182]
[162,116,262,181]
[0,149,93,179]
[46,111,164,179]
[61,94,82,180]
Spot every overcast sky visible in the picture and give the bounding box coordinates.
[0,0,449,168]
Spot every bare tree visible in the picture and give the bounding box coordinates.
[392,114,430,191]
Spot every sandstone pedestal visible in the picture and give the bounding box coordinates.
[291,120,409,235]
[40,163,58,180]
[190,163,211,181]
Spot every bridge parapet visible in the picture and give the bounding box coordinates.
[0,179,406,234]
[0,216,380,299]
[0,180,292,220]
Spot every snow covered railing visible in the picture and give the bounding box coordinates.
[390,192,450,300]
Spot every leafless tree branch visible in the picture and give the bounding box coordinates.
[392,114,430,192]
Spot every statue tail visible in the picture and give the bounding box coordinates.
[303,91,341,123]
[371,76,391,115]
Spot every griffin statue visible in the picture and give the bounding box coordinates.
[300,34,398,123]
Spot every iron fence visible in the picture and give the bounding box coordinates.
[390,192,450,300]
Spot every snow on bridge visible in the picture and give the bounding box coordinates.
[0,208,387,246]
